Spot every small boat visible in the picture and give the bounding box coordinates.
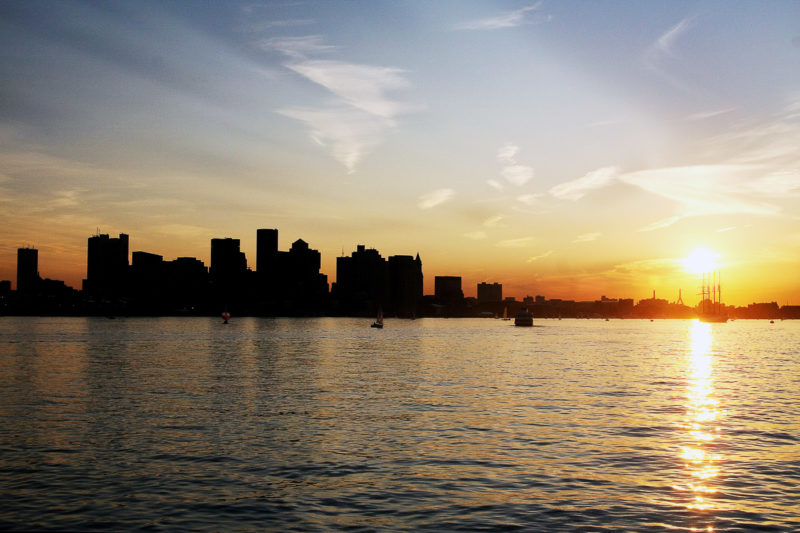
[371,308,384,329]
[222,310,230,324]
[514,307,533,327]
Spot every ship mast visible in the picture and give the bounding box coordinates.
[702,273,706,314]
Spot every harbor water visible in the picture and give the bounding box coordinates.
[0,317,798,531]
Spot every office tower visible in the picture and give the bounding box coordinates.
[334,244,388,316]
[210,238,246,282]
[256,228,279,275]
[435,276,463,304]
[388,253,423,318]
[477,282,502,303]
[17,247,39,294]
[86,233,129,298]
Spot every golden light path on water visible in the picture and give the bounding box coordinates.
[676,320,725,526]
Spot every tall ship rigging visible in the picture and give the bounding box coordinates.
[698,271,728,323]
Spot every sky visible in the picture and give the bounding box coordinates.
[1,0,799,306]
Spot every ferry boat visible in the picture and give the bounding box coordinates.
[514,307,533,327]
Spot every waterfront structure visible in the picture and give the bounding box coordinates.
[333,245,388,316]
[129,251,164,310]
[387,254,423,318]
[435,276,463,304]
[477,282,502,303]
[210,237,248,309]
[85,233,129,299]
[256,228,279,275]
[16,248,39,294]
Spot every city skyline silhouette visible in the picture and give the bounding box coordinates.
[2,226,797,320]
[1,1,799,306]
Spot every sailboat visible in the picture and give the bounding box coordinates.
[371,307,384,328]
[698,271,728,323]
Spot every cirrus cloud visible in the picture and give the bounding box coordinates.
[418,188,455,209]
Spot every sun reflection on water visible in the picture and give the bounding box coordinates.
[677,320,724,513]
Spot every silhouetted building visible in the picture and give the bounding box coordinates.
[85,233,129,299]
[333,245,388,316]
[477,282,502,303]
[129,251,164,311]
[210,238,247,308]
[387,254,423,317]
[252,229,329,315]
[435,276,463,303]
[256,228,279,275]
[17,248,39,294]
[210,238,246,281]
[164,257,210,312]
[286,238,328,314]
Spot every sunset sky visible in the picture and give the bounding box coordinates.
[1,1,799,305]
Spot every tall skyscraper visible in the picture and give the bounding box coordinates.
[334,245,388,316]
[210,238,247,307]
[256,228,278,275]
[86,233,129,298]
[16,247,39,294]
[210,238,246,282]
[387,253,423,318]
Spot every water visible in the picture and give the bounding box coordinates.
[0,317,798,531]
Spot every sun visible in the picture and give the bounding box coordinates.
[683,247,720,274]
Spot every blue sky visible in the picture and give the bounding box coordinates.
[1,1,799,303]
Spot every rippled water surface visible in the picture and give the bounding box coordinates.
[1,317,798,531]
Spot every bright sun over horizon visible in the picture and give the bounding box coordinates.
[682,247,721,275]
[0,1,799,307]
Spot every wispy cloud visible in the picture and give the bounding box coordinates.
[517,193,543,206]
[278,106,384,172]
[549,166,619,200]
[418,188,454,209]
[483,215,505,228]
[527,250,553,262]
[456,3,545,31]
[716,226,736,233]
[573,232,601,243]
[260,35,335,59]
[286,60,413,122]
[463,230,487,240]
[267,35,415,172]
[497,237,534,248]
[550,99,800,223]
[242,19,314,34]
[686,108,735,121]
[643,16,697,92]
[496,143,534,186]
[487,179,504,191]
[654,17,695,57]
[620,166,783,217]
[637,215,683,232]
